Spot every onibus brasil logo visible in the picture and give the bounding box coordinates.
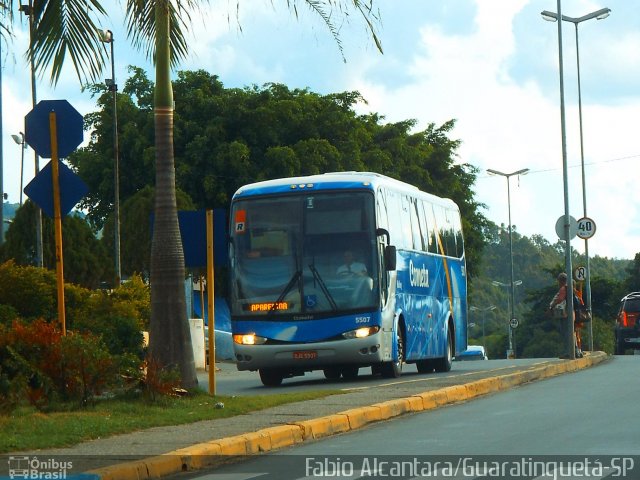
[7,456,73,479]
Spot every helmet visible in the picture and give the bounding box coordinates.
[557,272,567,281]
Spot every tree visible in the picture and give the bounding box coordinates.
[72,71,489,279]
[0,202,110,289]
[101,185,195,280]
[123,0,383,387]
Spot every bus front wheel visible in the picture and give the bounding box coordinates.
[381,329,404,378]
[341,366,359,380]
[323,367,341,380]
[416,359,434,373]
[259,368,284,386]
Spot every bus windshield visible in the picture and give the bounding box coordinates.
[230,191,379,318]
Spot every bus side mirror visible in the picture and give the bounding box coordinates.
[376,228,390,245]
[385,245,397,271]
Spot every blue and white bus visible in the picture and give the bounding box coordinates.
[229,172,467,386]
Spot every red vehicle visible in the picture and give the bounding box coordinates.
[615,292,640,355]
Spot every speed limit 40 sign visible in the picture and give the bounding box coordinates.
[577,217,596,239]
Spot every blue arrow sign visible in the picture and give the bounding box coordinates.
[24,160,89,218]
[25,100,84,158]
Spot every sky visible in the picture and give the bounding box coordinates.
[1,0,639,260]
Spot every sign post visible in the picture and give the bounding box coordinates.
[206,210,216,395]
[49,112,66,335]
[24,100,84,336]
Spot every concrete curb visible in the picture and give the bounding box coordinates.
[89,352,608,480]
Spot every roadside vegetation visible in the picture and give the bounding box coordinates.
[0,261,340,453]
[0,389,339,454]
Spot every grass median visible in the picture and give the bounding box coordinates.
[0,389,341,454]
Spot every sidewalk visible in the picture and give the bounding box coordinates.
[3,352,609,479]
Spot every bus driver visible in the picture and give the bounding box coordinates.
[337,250,368,276]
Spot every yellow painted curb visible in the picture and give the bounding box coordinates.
[294,413,351,440]
[338,405,384,429]
[89,352,609,479]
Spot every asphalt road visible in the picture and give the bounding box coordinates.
[0,353,609,479]
[203,357,555,395]
[180,355,639,479]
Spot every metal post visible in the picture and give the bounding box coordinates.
[101,29,121,286]
[0,34,4,246]
[506,176,516,357]
[11,133,26,205]
[574,23,594,352]
[110,33,121,286]
[22,1,43,266]
[487,168,528,358]
[542,4,610,356]
[555,0,575,359]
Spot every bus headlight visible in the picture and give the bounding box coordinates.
[233,333,268,345]
[342,326,380,339]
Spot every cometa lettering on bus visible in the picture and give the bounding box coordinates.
[409,260,429,288]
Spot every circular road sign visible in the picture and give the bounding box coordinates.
[555,215,577,241]
[574,265,587,282]
[577,217,596,240]
[509,318,519,329]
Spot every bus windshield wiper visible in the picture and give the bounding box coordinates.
[268,270,302,315]
[308,264,338,311]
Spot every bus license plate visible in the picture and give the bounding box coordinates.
[293,351,317,360]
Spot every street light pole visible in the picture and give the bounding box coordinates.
[541,7,610,353]
[20,1,43,267]
[11,133,26,205]
[492,280,522,356]
[101,29,121,287]
[469,305,496,347]
[539,0,575,359]
[487,168,529,358]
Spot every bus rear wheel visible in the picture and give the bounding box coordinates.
[381,328,404,378]
[434,329,453,373]
[259,368,284,386]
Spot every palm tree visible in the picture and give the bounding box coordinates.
[125,0,200,387]
[8,0,382,388]
[126,0,383,389]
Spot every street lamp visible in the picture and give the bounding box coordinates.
[487,168,528,358]
[469,305,496,347]
[20,1,43,267]
[100,29,121,286]
[11,133,26,205]
[492,280,522,357]
[541,7,610,353]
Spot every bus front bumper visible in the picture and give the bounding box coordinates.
[233,333,386,372]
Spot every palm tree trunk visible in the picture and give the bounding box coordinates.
[148,0,197,388]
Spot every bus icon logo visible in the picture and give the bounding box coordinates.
[7,456,29,479]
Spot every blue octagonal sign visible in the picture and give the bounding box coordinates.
[24,160,89,218]
[25,100,83,158]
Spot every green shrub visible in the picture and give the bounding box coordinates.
[0,304,19,325]
[68,291,145,358]
[0,261,56,320]
[111,275,151,330]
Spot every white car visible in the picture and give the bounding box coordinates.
[455,345,488,361]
